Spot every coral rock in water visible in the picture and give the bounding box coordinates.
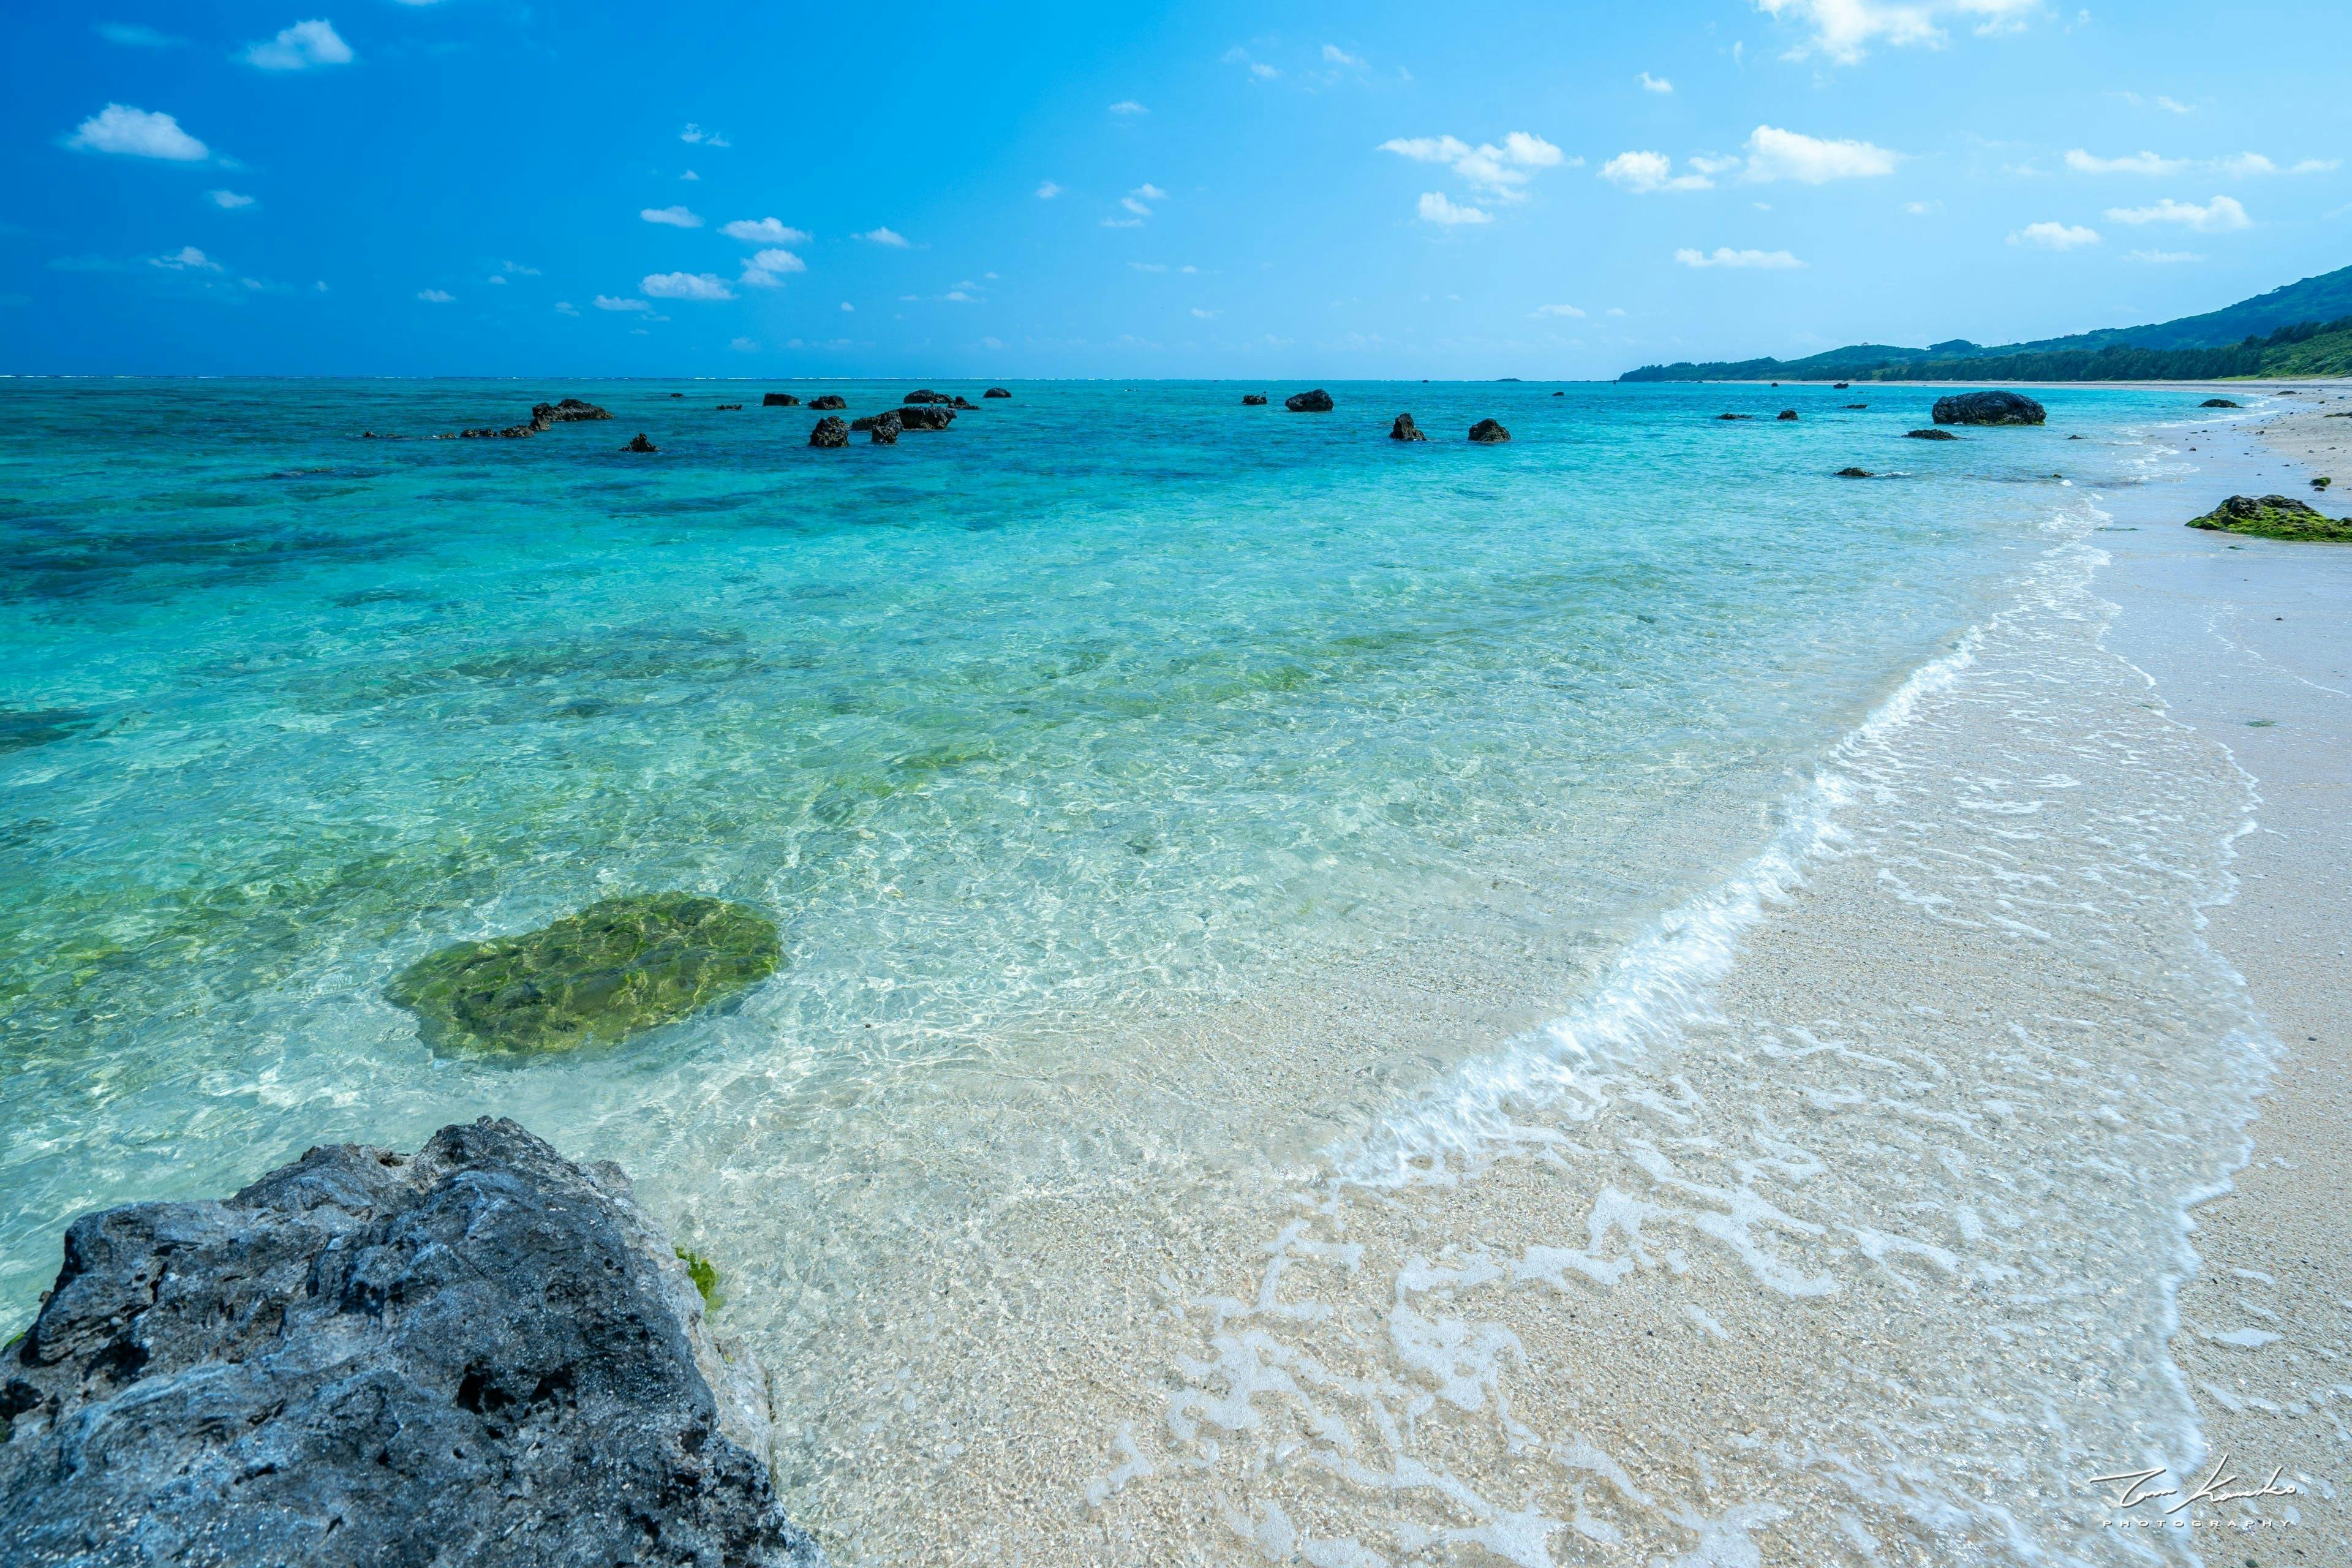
[1468,418,1512,443]
[1284,389,1333,412]
[2185,494,2352,543]
[1931,390,2046,426]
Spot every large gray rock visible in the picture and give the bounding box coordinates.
[1284,389,1333,412]
[1931,390,2046,426]
[1,1118,820,1568]
[894,405,954,431]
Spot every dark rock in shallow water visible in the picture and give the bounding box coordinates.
[763,393,801,407]
[0,1118,820,1568]
[624,433,658,453]
[807,395,848,411]
[1714,413,1752,421]
[984,387,1011,399]
[2201,398,2241,409]
[895,404,954,431]
[1285,389,1333,413]
[1242,394,1268,406]
[386,892,782,1057]
[533,398,613,425]
[1468,418,1510,444]
[670,392,685,399]
[1833,381,1850,390]
[1836,467,1874,478]
[1845,403,1868,410]
[903,390,954,405]
[1389,413,1426,442]
[1904,428,1960,440]
[1931,390,2046,426]
[2186,494,2352,543]
[867,411,903,444]
[717,403,743,411]
[1776,409,1800,421]
[810,416,849,448]
[951,396,977,410]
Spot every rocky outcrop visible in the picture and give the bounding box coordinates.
[903,390,954,405]
[2200,398,2241,409]
[1714,413,1752,421]
[1389,413,1426,442]
[1931,390,2046,426]
[1904,428,1960,440]
[1242,394,1268,406]
[624,434,658,453]
[895,405,955,431]
[1845,403,1868,410]
[1836,467,1874,478]
[810,416,848,447]
[984,388,1012,399]
[535,399,613,425]
[387,892,781,1057]
[808,396,848,411]
[763,393,801,407]
[1285,390,1333,413]
[1468,418,1511,444]
[2186,494,2352,543]
[0,1118,820,1568]
[1776,410,1800,421]
[867,411,902,445]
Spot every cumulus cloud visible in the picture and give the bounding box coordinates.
[150,246,222,271]
[1531,303,1586,317]
[67,104,208,161]
[1036,180,1061,198]
[2104,194,2250,232]
[854,227,910,246]
[679,123,729,147]
[1675,246,1804,268]
[1382,130,1569,205]
[1323,44,1367,67]
[553,300,579,315]
[243,19,352,70]
[1638,71,1673,93]
[1191,307,1220,318]
[1743,126,1899,183]
[1754,0,2041,64]
[2066,149,2185,176]
[594,295,650,311]
[1109,100,1148,115]
[208,189,255,209]
[720,217,809,246]
[415,287,454,302]
[1417,192,1491,225]
[2008,221,2100,249]
[641,205,703,228]
[642,271,734,301]
[739,249,806,287]
[1602,151,1713,193]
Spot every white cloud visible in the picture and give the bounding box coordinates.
[1191,307,1220,318]
[1381,135,1472,164]
[1743,125,1899,183]
[500,260,540,277]
[1531,303,1586,318]
[1607,307,1627,317]
[415,287,454,302]
[854,227,910,246]
[2125,249,2203,263]
[1036,179,1061,198]
[1134,183,1169,202]
[1754,0,2041,64]
[2157,96,2192,114]
[1382,131,1569,203]
[244,19,352,70]
[642,271,734,301]
[208,189,255,209]
[486,274,506,285]
[680,170,699,181]
[1902,199,1940,214]
[2008,221,2100,249]
[641,205,702,228]
[1601,151,1713,193]
[1121,196,1152,216]
[1109,100,1148,115]
[720,217,809,244]
[1252,62,1279,79]
[1129,262,1168,272]
[2290,158,2339,175]
[2104,194,2250,232]
[679,124,729,147]
[730,336,759,352]
[150,246,222,271]
[1323,44,1366,67]
[2067,149,2184,176]
[1417,192,1491,225]
[67,104,208,161]
[1101,217,1144,229]
[1638,71,1673,93]
[740,249,806,287]
[943,290,976,303]
[840,301,854,311]
[553,300,579,315]
[1675,246,1804,268]
[595,295,650,311]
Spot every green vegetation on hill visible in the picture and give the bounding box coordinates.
[1622,263,2352,383]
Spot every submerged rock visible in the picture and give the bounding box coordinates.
[1836,467,1874,478]
[984,387,1012,399]
[810,416,849,448]
[717,403,743,411]
[0,1118,819,1568]
[895,405,955,431]
[903,390,954,405]
[2185,494,2352,543]
[1776,410,1800,421]
[1285,389,1334,412]
[1845,403,1868,410]
[1468,418,1511,444]
[1242,394,1268,406]
[1904,428,1961,441]
[1714,413,1752,421]
[624,433,658,453]
[1931,390,2046,426]
[386,892,782,1057]
[1389,413,1427,442]
[807,395,848,411]
[763,393,801,407]
[2201,398,2241,409]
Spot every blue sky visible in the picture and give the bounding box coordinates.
[4,1,2347,378]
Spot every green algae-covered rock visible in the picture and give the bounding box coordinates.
[389,892,781,1055]
[2185,494,2352,543]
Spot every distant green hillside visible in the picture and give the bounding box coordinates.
[1622,263,2352,383]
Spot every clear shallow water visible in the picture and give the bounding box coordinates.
[0,379,2269,1559]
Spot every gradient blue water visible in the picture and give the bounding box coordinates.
[0,379,2194,1326]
